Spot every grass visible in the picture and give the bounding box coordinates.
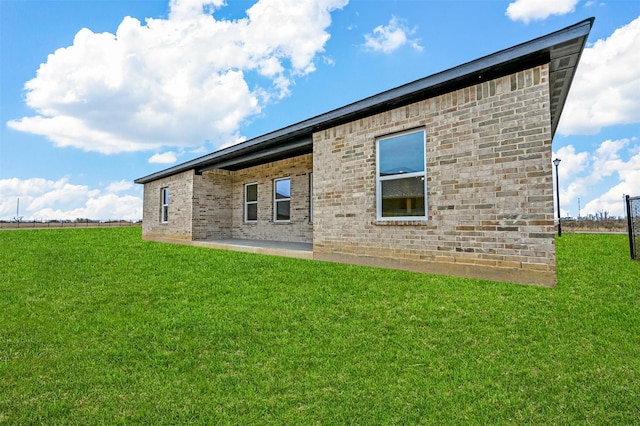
[0,228,639,424]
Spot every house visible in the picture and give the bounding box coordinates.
[135,18,594,287]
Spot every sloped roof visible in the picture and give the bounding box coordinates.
[135,18,594,184]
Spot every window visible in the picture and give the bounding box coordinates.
[274,178,290,222]
[309,173,313,223]
[245,183,258,222]
[376,130,427,220]
[161,187,169,223]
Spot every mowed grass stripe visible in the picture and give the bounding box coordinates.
[1,228,639,424]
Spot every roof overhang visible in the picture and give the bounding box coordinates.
[135,18,593,184]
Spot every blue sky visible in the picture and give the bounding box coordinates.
[1,0,638,221]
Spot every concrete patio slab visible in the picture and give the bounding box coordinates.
[192,238,313,260]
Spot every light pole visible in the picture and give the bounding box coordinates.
[553,158,561,237]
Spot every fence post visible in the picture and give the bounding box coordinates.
[627,195,635,260]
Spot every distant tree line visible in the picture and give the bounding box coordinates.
[2,218,141,223]
[562,215,628,232]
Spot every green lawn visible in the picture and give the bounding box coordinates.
[1,228,638,424]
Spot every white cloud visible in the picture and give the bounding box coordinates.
[7,0,348,154]
[506,0,578,23]
[558,16,640,135]
[554,144,590,181]
[29,194,143,222]
[363,16,422,54]
[554,137,640,217]
[0,177,142,221]
[149,151,179,164]
[582,172,640,217]
[169,0,226,19]
[106,180,134,192]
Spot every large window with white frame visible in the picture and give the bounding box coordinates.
[274,178,291,222]
[376,130,427,220]
[161,187,169,223]
[244,183,258,222]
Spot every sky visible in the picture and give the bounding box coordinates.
[1,0,639,221]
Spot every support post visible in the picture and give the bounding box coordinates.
[627,195,635,260]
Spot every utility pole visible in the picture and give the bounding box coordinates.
[578,198,581,219]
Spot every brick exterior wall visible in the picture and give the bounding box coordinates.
[230,154,313,243]
[141,65,556,285]
[312,65,556,286]
[141,169,195,241]
[193,170,233,240]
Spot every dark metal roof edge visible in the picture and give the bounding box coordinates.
[316,17,594,120]
[549,19,594,136]
[197,137,313,173]
[135,18,594,184]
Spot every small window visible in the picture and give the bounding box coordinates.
[161,187,169,223]
[274,178,290,222]
[376,130,427,220]
[245,183,258,222]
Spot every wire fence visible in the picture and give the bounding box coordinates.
[0,220,141,230]
[626,195,640,260]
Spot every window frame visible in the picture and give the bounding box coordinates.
[273,177,291,223]
[376,129,427,221]
[244,182,258,223]
[160,187,169,223]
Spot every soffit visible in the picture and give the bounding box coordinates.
[548,35,589,134]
